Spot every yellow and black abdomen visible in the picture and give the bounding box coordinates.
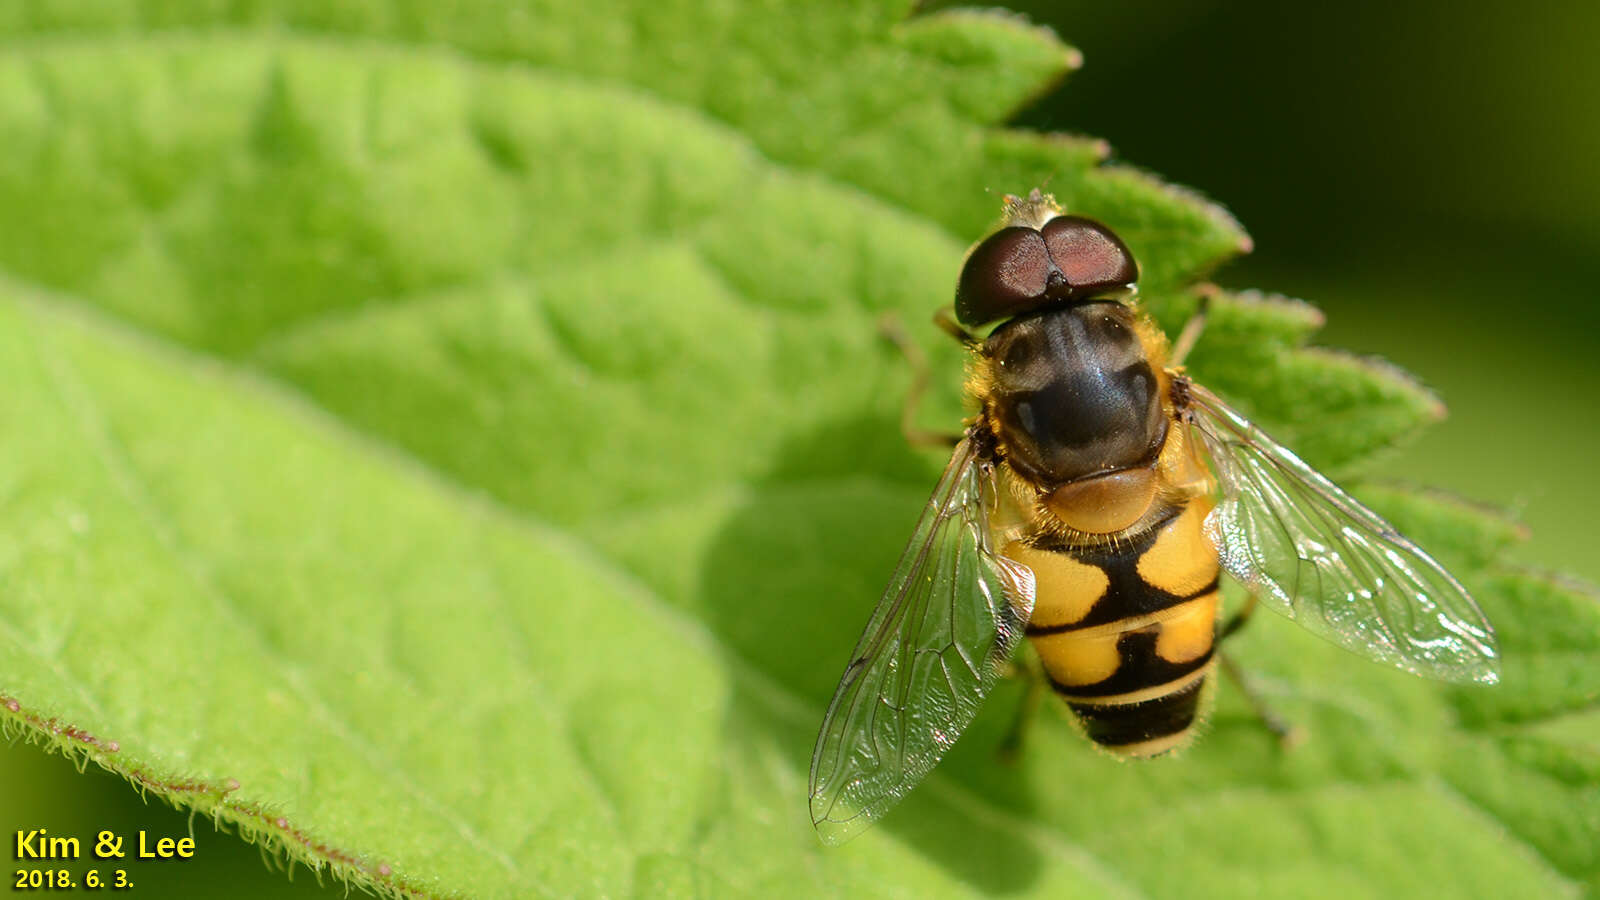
[1005,498,1221,757]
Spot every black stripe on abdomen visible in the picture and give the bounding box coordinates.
[1026,573,1218,637]
[1047,628,1214,698]
[1066,677,1206,750]
[1024,505,1197,634]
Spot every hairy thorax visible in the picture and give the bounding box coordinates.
[971,302,1209,547]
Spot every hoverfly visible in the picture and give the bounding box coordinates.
[808,189,1498,845]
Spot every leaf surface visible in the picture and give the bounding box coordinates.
[0,5,1593,899]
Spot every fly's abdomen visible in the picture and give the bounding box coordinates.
[1005,498,1221,757]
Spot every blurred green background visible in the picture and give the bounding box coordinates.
[5,1,1594,896]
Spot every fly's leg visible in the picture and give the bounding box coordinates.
[1218,594,1305,749]
[997,651,1046,765]
[878,312,964,448]
[932,306,980,349]
[1218,591,1258,642]
[1168,287,1214,369]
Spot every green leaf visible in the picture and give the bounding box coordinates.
[0,5,1593,899]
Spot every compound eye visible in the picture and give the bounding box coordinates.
[1040,215,1139,297]
[954,226,1051,326]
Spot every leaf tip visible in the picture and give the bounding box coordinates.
[1216,287,1328,335]
[1104,163,1254,272]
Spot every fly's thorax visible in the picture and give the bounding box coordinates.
[973,301,1192,542]
[978,302,1168,491]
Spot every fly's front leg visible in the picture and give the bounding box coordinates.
[1218,592,1258,642]
[1168,286,1214,369]
[878,311,964,448]
[1218,593,1304,749]
[932,306,980,349]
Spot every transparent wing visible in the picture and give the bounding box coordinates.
[808,437,1037,845]
[1185,381,1498,684]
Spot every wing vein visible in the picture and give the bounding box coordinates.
[808,438,1038,844]
[1186,382,1498,684]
